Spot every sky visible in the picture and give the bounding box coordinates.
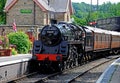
[71,0,120,5]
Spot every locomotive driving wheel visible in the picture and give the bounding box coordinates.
[113,50,119,55]
[57,62,64,72]
[73,46,79,66]
[67,45,79,68]
[78,53,84,65]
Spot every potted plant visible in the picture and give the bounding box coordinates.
[0,35,11,56]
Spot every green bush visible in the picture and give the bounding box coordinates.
[8,32,31,54]
[11,48,17,55]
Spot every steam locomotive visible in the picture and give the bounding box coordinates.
[32,22,120,71]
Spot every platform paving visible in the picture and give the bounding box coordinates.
[0,54,32,66]
[109,62,120,83]
[96,58,120,83]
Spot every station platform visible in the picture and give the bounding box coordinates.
[96,58,120,83]
[0,54,32,66]
[0,54,32,83]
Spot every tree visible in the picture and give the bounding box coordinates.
[0,0,6,24]
[72,2,120,25]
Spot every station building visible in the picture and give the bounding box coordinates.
[4,0,73,26]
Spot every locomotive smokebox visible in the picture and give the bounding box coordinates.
[40,25,62,46]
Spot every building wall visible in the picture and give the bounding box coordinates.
[55,13,65,22]
[6,0,71,25]
[34,4,48,25]
[6,0,47,25]
[64,12,71,22]
[6,0,34,25]
[55,12,70,23]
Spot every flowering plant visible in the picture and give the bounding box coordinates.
[0,40,2,44]
[0,36,3,45]
[0,36,3,49]
[0,35,9,49]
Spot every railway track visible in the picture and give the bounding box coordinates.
[67,56,118,83]
[7,55,119,83]
[7,72,61,83]
[40,55,120,83]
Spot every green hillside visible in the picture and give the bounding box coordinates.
[72,2,120,25]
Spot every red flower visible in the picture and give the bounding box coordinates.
[0,40,2,44]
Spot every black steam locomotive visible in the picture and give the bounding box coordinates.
[32,22,120,71]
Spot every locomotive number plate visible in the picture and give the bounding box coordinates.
[47,31,54,33]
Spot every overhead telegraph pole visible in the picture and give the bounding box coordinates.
[91,0,92,12]
[97,0,99,12]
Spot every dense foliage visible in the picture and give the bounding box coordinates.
[72,2,120,25]
[8,32,31,54]
[0,0,6,24]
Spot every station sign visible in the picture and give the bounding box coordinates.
[20,9,32,14]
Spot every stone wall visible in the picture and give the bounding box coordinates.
[34,4,48,25]
[6,0,34,25]
[55,12,70,22]
[6,0,71,26]
[6,0,46,26]
[0,25,43,39]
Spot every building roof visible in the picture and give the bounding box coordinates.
[4,0,18,12]
[4,0,73,14]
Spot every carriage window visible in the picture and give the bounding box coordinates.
[96,35,98,41]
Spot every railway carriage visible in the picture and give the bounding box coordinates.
[86,26,111,53]
[110,31,120,54]
[32,22,120,72]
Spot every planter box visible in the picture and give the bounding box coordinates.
[0,49,11,56]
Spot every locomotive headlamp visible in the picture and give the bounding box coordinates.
[56,55,61,61]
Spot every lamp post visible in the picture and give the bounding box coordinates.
[29,27,35,42]
[47,0,50,24]
[30,27,34,33]
[89,0,92,22]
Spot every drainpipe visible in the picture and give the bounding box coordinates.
[48,0,50,24]
[33,2,36,25]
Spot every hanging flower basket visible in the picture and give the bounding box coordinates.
[0,49,11,56]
